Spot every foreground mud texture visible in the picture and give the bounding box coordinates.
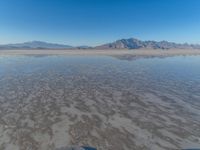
[0,55,200,150]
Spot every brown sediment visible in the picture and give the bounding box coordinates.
[0,54,200,150]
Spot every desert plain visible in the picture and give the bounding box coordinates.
[0,49,200,150]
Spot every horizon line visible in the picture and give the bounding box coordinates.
[1,38,200,47]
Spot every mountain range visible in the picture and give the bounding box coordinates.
[95,38,200,49]
[0,38,200,50]
[0,41,73,50]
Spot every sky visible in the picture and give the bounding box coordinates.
[0,0,200,46]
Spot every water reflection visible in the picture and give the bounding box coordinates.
[0,55,200,150]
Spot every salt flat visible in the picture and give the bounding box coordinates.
[0,49,200,57]
[0,55,200,150]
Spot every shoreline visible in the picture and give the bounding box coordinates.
[0,49,200,58]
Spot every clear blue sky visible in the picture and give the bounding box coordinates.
[0,0,200,46]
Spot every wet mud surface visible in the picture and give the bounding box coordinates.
[0,55,200,150]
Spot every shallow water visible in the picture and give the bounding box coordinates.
[0,55,200,150]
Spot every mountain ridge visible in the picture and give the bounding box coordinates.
[0,41,73,49]
[95,38,200,49]
[0,38,200,50]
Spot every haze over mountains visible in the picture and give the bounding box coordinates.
[0,38,200,50]
[0,41,73,50]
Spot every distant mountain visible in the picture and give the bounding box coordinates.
[0,41,73,49]
[76,45,92,49]
[1,38,200,50]
[96,38,200,49]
